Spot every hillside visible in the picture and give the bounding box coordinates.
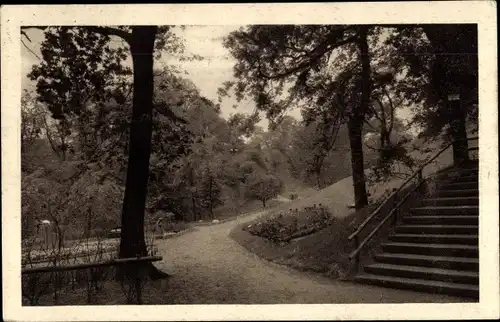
[230,135,474,279]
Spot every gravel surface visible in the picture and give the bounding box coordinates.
[150,210,468,304]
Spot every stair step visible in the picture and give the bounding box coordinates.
[396,225,478,234]
[440,181,478,190]
[382,242,478,257]
[388,233,478,245]
[434,189,478,198]
[364,263,479,284]
[443,167,478,176]
[410,205,478,215]
[354,274,479,299]
[402,215,478,225]
[375,253,479,271]
[437,176,478,185]
[435,169,479,181]
[422,197,478,206]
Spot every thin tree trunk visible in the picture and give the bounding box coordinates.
[449,92,470,165]
[209,177,214,219]
[315,169,322,189]
[191,193,197,221]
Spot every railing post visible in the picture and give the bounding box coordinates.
[353,235,359,274]
[392,192,398,226]
[417,169,426,195]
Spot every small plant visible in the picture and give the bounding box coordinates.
[22,271,53,306]
[117,261,149,304]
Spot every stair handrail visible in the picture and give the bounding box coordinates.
[347,136,478,269]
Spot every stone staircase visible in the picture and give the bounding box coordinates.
[354,160,479,299]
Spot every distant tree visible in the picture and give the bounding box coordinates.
[227,112,261,139]
[300,102,344,188]
[65,170,124,239]
[198,162,224,219]
[289,121,353,188]
[21,91,43,154]
[245,173,284,207]
[21,91,45,172]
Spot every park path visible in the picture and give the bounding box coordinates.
[151,210,467,304]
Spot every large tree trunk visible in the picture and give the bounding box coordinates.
[348,118,369,209]
[118,26,168,279]
[347,26,371,210]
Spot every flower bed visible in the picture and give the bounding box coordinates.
[243,205,334,244]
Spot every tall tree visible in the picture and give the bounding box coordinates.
[300,106,343,188]
[245,173,284,207]
[222,25,377,208]
[384,25,478,164]
[22,25,182,279]
[118,26,158,262]
[421,24,477,164]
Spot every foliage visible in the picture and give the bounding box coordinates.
[65,170,125,238]
[21,164,124,242]
[382,25,478,140]
[21,172,67,242]
[28,27,131,119]
[21,90,44,153]
[222,25,382,208]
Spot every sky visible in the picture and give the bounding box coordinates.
[21,25,412,132]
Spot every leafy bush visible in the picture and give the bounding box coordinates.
[244,205,334,244]
[245,173,284,207]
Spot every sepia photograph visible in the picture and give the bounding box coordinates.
[2,2,498,321]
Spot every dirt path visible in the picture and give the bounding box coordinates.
[151,211,467,304]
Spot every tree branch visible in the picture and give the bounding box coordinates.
[365,141,378,151]
[21,25,133,43]
[260,34,358,80]
[21,30,33,42]
[153,104,187,124]
[41,114,62,160]
[83,26,132,43]
[363,118,377,131]
[21,39,41,60]
[21,26,49,32]
[383,87,396,134]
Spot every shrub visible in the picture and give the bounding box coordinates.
[244,205,334,244]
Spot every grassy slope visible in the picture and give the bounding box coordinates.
[231,137,463,280]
